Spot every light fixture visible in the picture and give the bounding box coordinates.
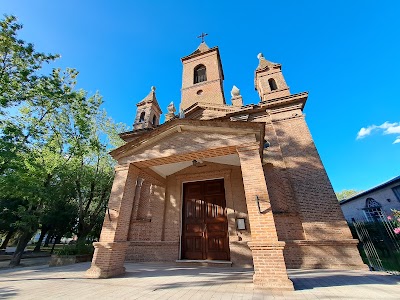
[237,218,246,230]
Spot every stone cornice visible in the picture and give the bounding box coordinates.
[259,92,308,110]
[184,101,239,116]
[111,119,265,160]
[175,168,231,182]
[212,92,308,122]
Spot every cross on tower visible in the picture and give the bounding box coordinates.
[197,32,208,43]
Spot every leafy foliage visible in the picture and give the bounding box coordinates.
[56,242,94,256]
[336,189,362,201]
[0,15,127,265]
[0,15,59,111]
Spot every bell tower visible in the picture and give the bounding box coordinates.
[133,86,162,131]
[180,38,226,111]
[255,53,290,102]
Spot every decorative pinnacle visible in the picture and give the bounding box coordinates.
[151,86,156,92]
[167,101,176,114]
[231,85,240,97]
[257,53,264,60]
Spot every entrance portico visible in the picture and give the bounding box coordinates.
[86,119,294,290]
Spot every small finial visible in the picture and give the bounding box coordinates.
[257,53,264,60]
[197,32,208,43]
[231,85,240,97]
[167,101,176,114]
[179,107,185,119]
[151,86,156,92]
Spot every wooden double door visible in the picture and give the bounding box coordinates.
[182,179,230,260]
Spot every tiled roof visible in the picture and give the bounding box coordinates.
[137,88,162,113]
[256,53,280,72]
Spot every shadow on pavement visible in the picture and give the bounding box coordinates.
[0,287,18,299]
[289,269,400,290]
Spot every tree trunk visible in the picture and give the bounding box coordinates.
[55,235,62,244]
[44,232,52,247]
[50,235,60,254]
[33,227,49,252]
[77,230,90,244]
[0,230,14,249]
[9,231,34,267]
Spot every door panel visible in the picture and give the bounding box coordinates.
[182,182,204,259]
[182,179,229,260]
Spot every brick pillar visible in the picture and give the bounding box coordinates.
[237,143,293,290]
[86,164,139,278]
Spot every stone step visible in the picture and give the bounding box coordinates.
[175,259,233,267]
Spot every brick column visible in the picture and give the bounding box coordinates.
[237,143,293,290]
[86,164,139,278]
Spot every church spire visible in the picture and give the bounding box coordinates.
[133,86,162,131]
[254,53,290,102]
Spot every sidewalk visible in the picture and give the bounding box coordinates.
[0,256,50,269]
[0,262,399,299]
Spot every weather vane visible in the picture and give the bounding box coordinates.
[197,32,208,43]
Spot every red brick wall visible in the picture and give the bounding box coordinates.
[181,49,225,110]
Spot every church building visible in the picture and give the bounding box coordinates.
[86,39,366,290]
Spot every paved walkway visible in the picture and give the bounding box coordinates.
[0,262,399,299]
[0,256,50,269]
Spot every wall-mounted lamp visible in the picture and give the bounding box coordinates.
[236,218,246,230]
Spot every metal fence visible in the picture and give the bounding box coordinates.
[351,216,400,272]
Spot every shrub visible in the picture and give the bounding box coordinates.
[56,242,94,256]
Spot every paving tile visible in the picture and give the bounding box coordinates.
[1,263,400,299]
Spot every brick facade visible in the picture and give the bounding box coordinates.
[86,42,367,290]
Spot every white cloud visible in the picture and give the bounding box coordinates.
[356,126,376,139]
[379,121,398,129]
[356,121,400,144]
[384,125,400,134]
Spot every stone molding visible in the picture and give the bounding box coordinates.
[248,241,286,250]
[129,241,179,246]
[175,168,232,182]
[93,241,129,250]
[285,239,360,246]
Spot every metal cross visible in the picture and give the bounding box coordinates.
[197,32,208,43]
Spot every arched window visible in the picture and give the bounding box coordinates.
[152,115,157,125]
[268,78,278,91]
[364,198,385,222]
[139,111,145,122]
[194,64,207,84]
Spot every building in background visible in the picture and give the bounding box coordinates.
[340,176,400,222]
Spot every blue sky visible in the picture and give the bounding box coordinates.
[2,0,399,193]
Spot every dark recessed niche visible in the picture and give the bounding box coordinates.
[197,90,203,95]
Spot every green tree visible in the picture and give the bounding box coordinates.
[0,14,126,266]
[0,197,25,249]
[336,189,362,201]
[0,15,58,111]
